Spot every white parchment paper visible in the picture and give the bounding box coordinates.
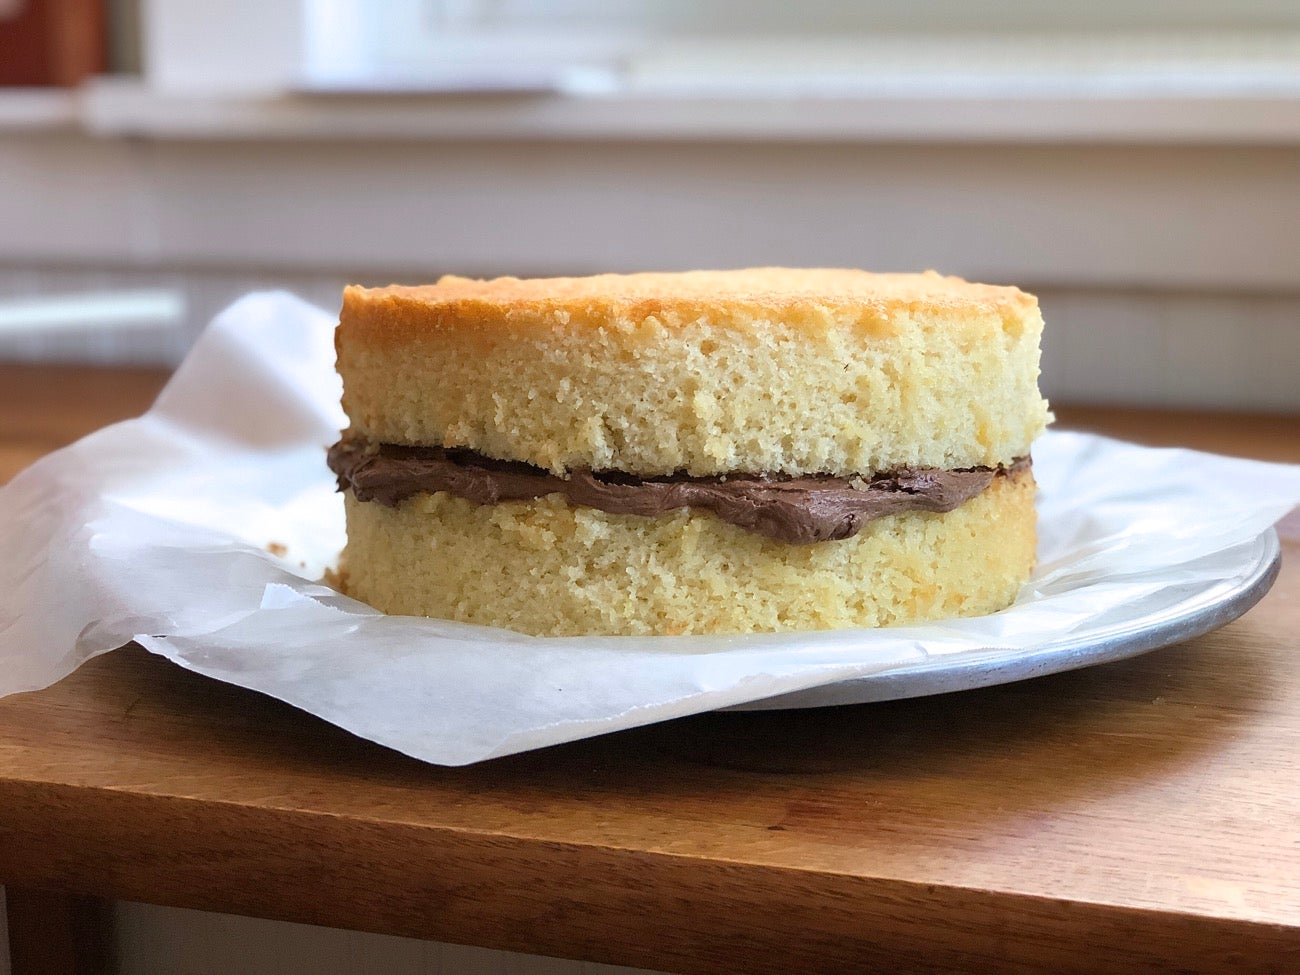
[1,292,1298,765]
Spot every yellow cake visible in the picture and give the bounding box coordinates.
[329,268,1050,636]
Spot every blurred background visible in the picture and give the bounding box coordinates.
[0,0,1298,410]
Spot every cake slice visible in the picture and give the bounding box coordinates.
[328,268,1050,636]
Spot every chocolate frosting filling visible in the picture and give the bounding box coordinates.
[328,438,1028,546]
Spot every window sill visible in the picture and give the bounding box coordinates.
[0,77,1284,145]
[0,88,77,132]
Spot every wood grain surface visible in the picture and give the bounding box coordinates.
[0,366,1297,974]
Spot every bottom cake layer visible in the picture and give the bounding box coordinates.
[337,468,1036,637]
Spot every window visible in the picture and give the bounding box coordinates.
[140,0,1300,95]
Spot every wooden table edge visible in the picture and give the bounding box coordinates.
[1,779,1296,974]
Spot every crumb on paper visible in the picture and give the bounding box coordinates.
[322,565,346,591]
[267,541,288,557]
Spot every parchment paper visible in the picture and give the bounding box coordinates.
[2,292,1298,765]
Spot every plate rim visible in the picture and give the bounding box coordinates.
[728,528,1282,711]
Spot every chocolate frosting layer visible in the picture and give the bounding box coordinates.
[328,438,1027,546]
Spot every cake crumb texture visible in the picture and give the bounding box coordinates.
[338,469,1037,637]
[337,269,1051,476]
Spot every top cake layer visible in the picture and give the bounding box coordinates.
[336,268,1050,477]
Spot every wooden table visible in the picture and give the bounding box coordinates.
[1,364,1298,975]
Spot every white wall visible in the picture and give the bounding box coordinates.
[6,127,1300,293]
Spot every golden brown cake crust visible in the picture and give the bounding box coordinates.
[342,268,1038,343]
